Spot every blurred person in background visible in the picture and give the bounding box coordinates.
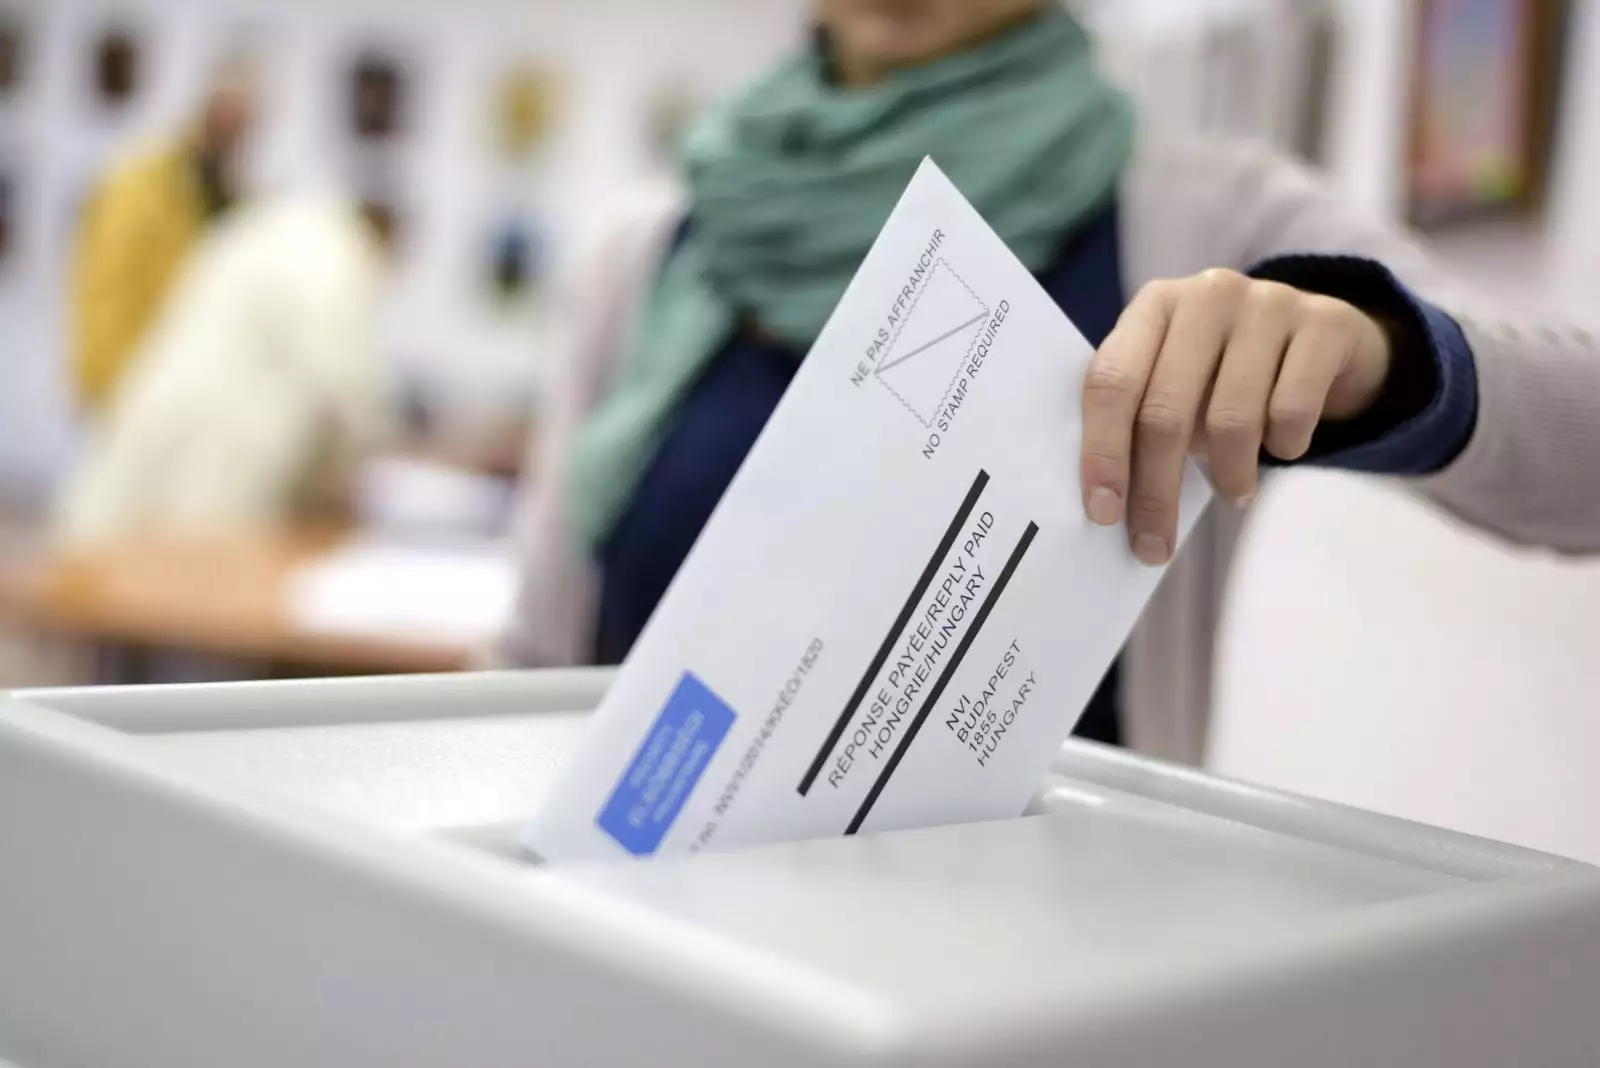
[492,0,1600,762]
[52,193,397,549]
[69,56,256,413]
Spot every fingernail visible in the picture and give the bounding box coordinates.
[1232,491,1257,509]
[1087,486,1122,526]
[1132,533,1171,566]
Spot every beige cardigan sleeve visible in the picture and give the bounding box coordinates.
[488,187,684,668]
[1121,136,1600,553]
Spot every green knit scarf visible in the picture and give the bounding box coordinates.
[568,7,1134,547]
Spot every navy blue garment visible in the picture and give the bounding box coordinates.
[595,203,1484,747]
[597,204,1132,742]
[1249,255,1478,474]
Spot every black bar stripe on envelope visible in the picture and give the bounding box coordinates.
[796,469,991,797]
[845,520,1039,835]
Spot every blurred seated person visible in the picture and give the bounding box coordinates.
[53,194,397,549]
[70,57,256,413]
[489,0,1600,763]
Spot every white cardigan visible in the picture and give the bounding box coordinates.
[492,136,1600,765]
[55,196,390,548]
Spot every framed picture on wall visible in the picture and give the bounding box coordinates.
[349,49,406,140]
[0,170,15,266]
[485,214,545,303]
[0,14,25,96]
[358,195,401,255]
[1406,0,1567,226]
[494,64,559,159]
[91,24,143,108]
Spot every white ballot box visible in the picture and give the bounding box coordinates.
[2,671,1597,1068]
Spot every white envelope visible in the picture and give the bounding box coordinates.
[526,160,1212,862]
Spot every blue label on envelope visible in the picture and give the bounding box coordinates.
[596,672,737,856]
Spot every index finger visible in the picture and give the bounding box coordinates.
[1082,282,1174,526]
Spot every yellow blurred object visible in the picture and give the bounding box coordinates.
[54,194,392,551]
[496,65,559,158]
[70,142,208,412]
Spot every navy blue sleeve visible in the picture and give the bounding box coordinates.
[1248,255,1479,476]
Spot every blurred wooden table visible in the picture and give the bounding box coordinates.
[0,527,473,678]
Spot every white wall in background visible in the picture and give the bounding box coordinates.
[1086,0,1326,154]
[1321,0,1412,222]
[1546,0,1600,320]
[1081,0,1414,220]
[0,0,803,497]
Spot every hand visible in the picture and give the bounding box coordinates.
[1081,268,1392,565]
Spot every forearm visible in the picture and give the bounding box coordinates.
[1204,141,1600,552]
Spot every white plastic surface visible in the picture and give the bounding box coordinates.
[1212,470,1600,863]
[2,670,1597,1068]
[150,713,588,833]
